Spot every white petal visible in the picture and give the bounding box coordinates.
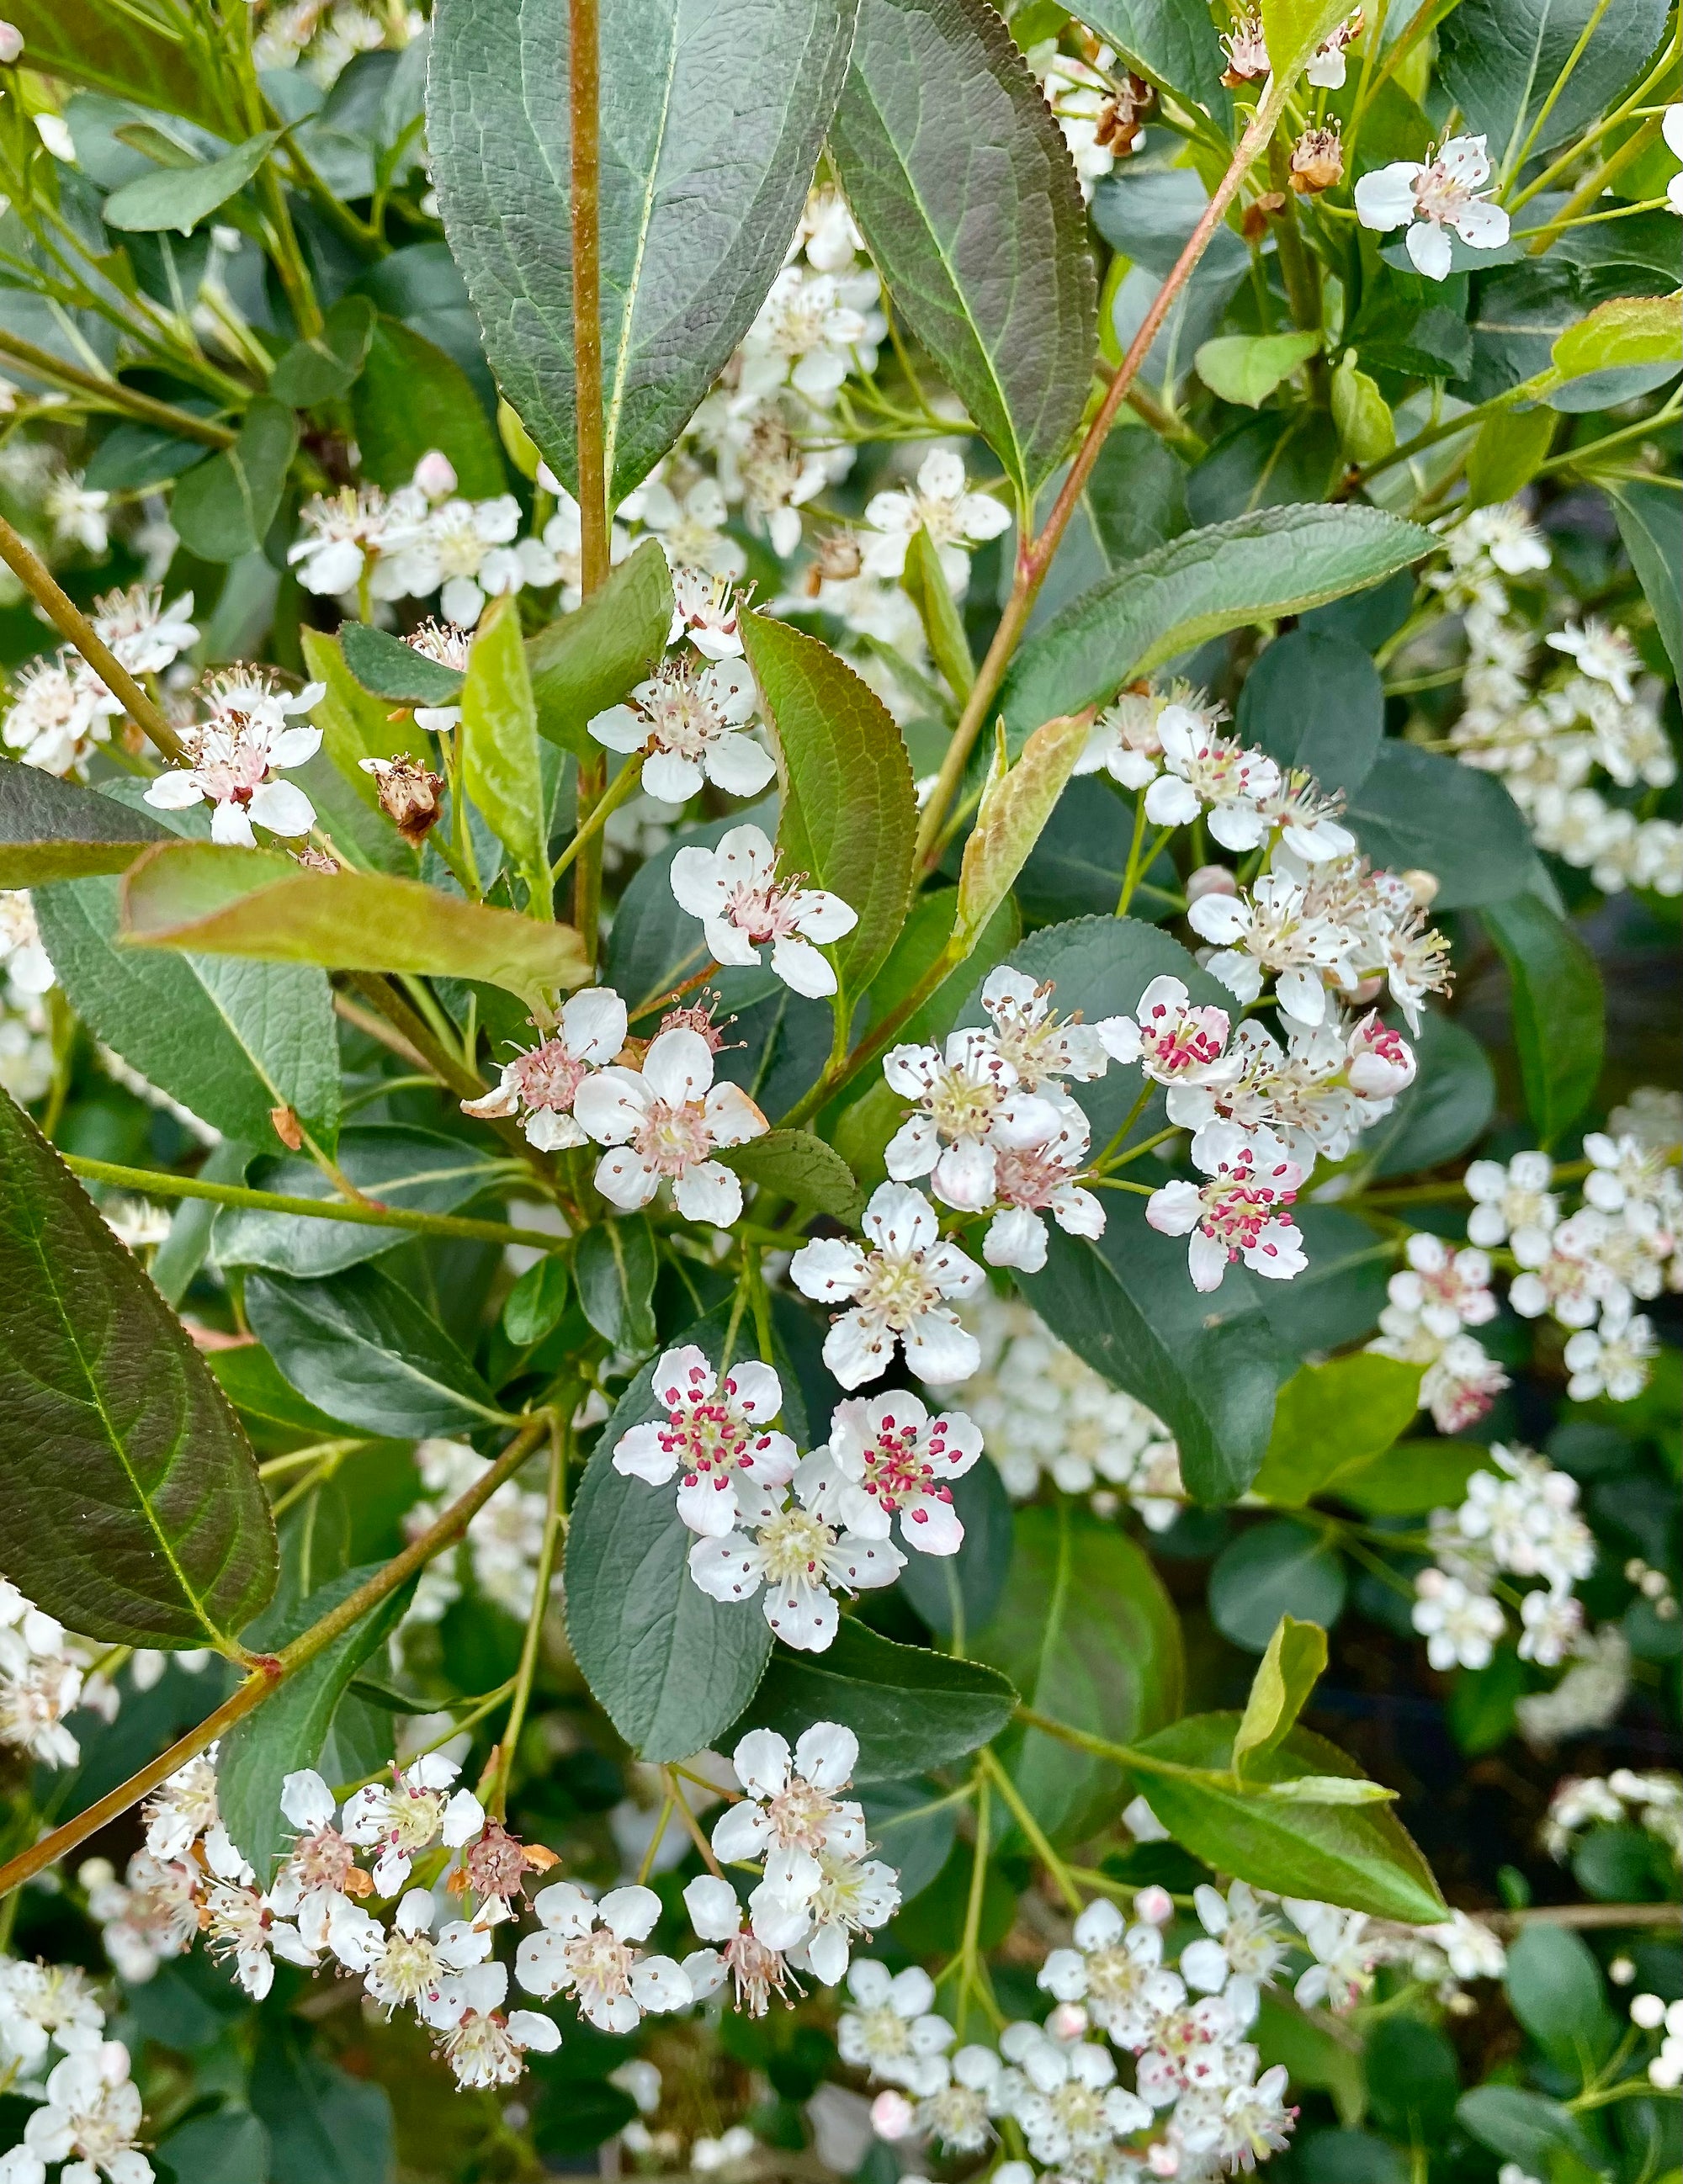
[788,1237,868,1302]
[984,1205,1049,1271]
[1354,162,1422,232]
[595,1147,661,1209]
[279,1768,335,1831]
[601,1884,662,1942]
[703,1080,768,1148]
[561,984,629,1063]
[770,934,837,996]
[672,1159,745,1227]
[862,1182,938,1256]
[704,733,778,798]
[572,1067,650,1144]
[899,1309,980,1384]
[1405,218,1453,280]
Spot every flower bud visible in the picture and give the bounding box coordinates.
[411,448,459,501]
[870,2091,916,2141]
[1290,125,1345,194]
[1134,1883,1174,1925]
[1187,862,1239,901]
[0,20,24,61]
[1400,867,1441,905]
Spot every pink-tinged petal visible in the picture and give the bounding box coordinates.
[923,1239,985,1297]
[723,1357,781,1420]
[899,1308,980,1384]
[613,1421,678,1485]
[764,1577,840,1651]
[863,1181,939,1254]
[1145,1179,1201,1237]
[688,1531,762,1603]
[595,1146,661,1209]
[884,1116,940,1180]
[823,1310,893,1389]
[561,984,629,1062]
[788,1236,869,1302]
[984,1204,1049,1270]
[588,702,646,753]
[703,1080,768,1148]
[1354,162,1422,231]
[791,888,857,943]
[898,1493,964,1556]
[642,748,706,802]
[672,1158,744,1227]
[1404,218,1453,279]
[704,732,777,797]
[676,1471,741,1536]
[769,934,836,996]
[670,844,731,918]
[1187,1228,1229,1292]
[643,1026,714,1106]
[573,1067,650,1143]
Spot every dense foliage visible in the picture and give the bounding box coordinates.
[0,0,1677,2179]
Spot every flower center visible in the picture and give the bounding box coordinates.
[375,1930,444,2005]
[926,1061,1007,1142]
[565,1926,636,2010]
[664,1399,754,1482]
[291,1826,358,1893]
[857,1249,942,1331]
[633,1098,714,1177]
[725,877,805,943]
[756,1508,837,1586]
[764,1776,840,1851]
[513,1041,591,1112]
[642,665,728,757]
[992,1142,1072,1211]
[855,1413,951,1512]
[1139,999,1228,1074]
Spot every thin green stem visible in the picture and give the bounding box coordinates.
[550,758,639,881]
[1502,0,1614,185]
[980,1747,1082,1914]
[0,330,236,442]
[490,1416,569,1819]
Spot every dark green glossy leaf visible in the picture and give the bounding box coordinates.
[860,1778,960,1902]
[1134,1714,1447,1922]
[1208,1519,1347,1653]
[744,1618,1017,1782]
[502,1254,571,1346]
[0,1092,277,1648]
[427,0,857,502]
[1610,479,1682,682]
[1368,1010,1496,1179]
[830,0,1095,498]
[209,1344,357,1439]
[974,1501,1181,1843]
[574,1217,657,1353]
[268,294,378,407]
[461,594,548,898]
[1456,2086,1601,2173]
[527,541,674,756]
[84,417,218,493]
[721,1130,863,1223]
[250,2021,394,2184]
[1072,0,1225,115]
[1346,742,1535,909]
[1235,629,1384,797]
[1503,1925,1616,2065]
[155,2108,270,2184]
[339,620,465,706]
[246,1266,507,1439]
[1441,0,1669,159]
[0,766,167,887]
[170,398,298,563]
[350,315,506,498]
[1482,891,1605,1144]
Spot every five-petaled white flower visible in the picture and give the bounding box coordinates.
[13,2041,151,2184]
[669,567,746,659]
[612,1343,798,1535]
[1546,618,1639,703]
[461,988,629,1150]
[804,1391,982,1555]
[515,1882,693,2032]
[983,1106,1107,1271]
[573,1026,768,1226]
[1355,134,1510,281]
[670,824,857,998]
[976,966,1124,1089]
[883,1028,1064,1210]
[340,1754,485,1896]
[1143,708,1281,849]
[837,1959,955,2093]
[859,449,1011,597]
[588,658,774,803]
[144,670,326,846]
[680,1874,800,2018]
[788,1182,985,1387]
[432,1960,563,2089]
[1146,1122,1307,1291]
[1100,974,1238,1119]
[687,1454,905,1650]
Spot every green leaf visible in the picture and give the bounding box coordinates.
[103,126,283,232]
[861,1778,961,1903]
[829,0,1096,499]
[973,1501,1182,1844]
[1466,405,1556,508]
[36,873,341,1150]
[1346,742,1534,909]
[502,1254,571,1347]
[212,1126,512,1277]
[218,1564,414,1882]
[1441,0,1670,162]
[1610,479,1683,683]
[741,612,916,996]
[3,0,241,132]
[0,765,167,887]
[1134,1714,1447,1922]
[1456,2086,1602,2174]
[1196,331,1322,409]
[1071,0,1226,117]
[565,1329,777,1759]
[574,1217,657,1353]
[721,1130,863,1223]
[1260,0,1350,78]
[461,595,548,901]
[1208,1519,1347,1654]
[1331,1439,1486,1517]
[1553,294,1682,385]
[427,0,857,503]
[250,2021,395,2184]
[955,711,1092,948]
[1233,1614,1327,1778]
[155,2110,271,2184]
[84,417,218,495]
[1000,508,1434,744]
[1261,1775,1395,1805]
[210,1344,356,1439]
[268,294,378,408]
[901,524,974,702]
[527,541,675,756]
[0,1092,277,1648]
[1503,1925,1616,2068]
[120,841,588,1002]
[896,1458,1014,1642]
[350,315,506,498]
[1235,628,1384,797]
[169,397,298,564]
[246,1266,508,1439]
[1251,1354,1426,1508]
[744,1618,1017,1783]
[1330,352,1396,467]
[340,621,465,707]
[299,627,419,844]
[1482,891,1605,1144]
[1368,1009,1496,1178]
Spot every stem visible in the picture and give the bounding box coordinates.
[1501,0,1614,186]
[1356,364,1558,485]
[666,1770,725,1878]
[0,331,237,443]
[778,938,964,1128]
[489,1416,569,1819]
[954,1772,992,2040]
[980,1747,1082,1915]
[1525,118,1666,254]
[1489,1902,1682,1932]
[62,1153,556,1253]
[913,73,1294,862]
[0,1419,549,1904]
[0,516,187,762]
[550,757,639,881]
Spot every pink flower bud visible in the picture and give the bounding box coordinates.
[1045,2001,1089,2040]
[870,2091,915,2142]
[0,20,24,61]
[412,449,459,501]
[1186,863,1239,902]
[1134,1884,1174,1925]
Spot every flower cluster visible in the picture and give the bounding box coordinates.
[0,1580,88,1770]
[0,2025,152,2184]
[1407,1444,1595,1672]
[143,666,326,846]
[3,585,196,777]
[1355,134,1510,282]
[1542,1768,1683,1866]
[402,1437,555,1625]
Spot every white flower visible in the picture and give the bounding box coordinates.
[200,1879,318,2000]
[860,449,1011,598]
[687,1455,905,1651]
[92,584,197,676]
[1547,618,1639,703]
[1564,1311,1657,1403]
[1517,1587,1583,1667]
[3,655,120,777]
[916,2045,1003,2151]
[460,988,628,1150]
[433,1961,563,2088]
[1146,1123,1307,1292]
[883,1029,1064,1210]
[1188,872,1353,1026]
[739,265,874,406]
[638,474,748,580]
[144,670,325,846]
[998,2026,1150,2165]
[1355,134,1510,280]
[612,1343,799,1535]
[976,967,1123,1089]
[0,1959,105,2073]
[44,471,109,555]
[1305,12,1360,86]
[1142,708,1280,850]
[0,890,53,997]
[1465,1151,1557,1254]
[1386,1232,1497,1339]
[335,1886,491,2026]
[515,1882,693,2032]
[789,1182,985,1387]
[1287,1902,1378,2012]
[573,1026,768,1226]
[380,493,526,626]
[1038,1897,1186,2047]
[340,1754,485,1895]
[589,657,774,803]
[837,1960,954,2093]
[1098,973,1237,1111]
[712,1723,864,1874]
[669,566,746,658]
[19,2041,151,2184]
[751,1850,900,1986]
[1412,1568,1505,1671]
[82,1853,199,1984]
[680,1874,799,2017]
[1181,1882,1289,2017]
[982,1111,1107,1273]
[268,1768,372,1950]
[288,483,399,596]
[807,1390,983,1556]
[670,824,857,998]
